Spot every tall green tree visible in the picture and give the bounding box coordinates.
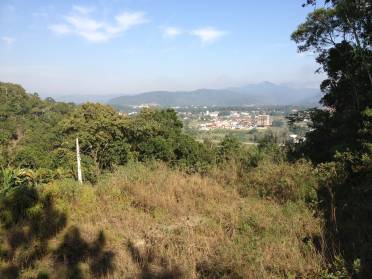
[292,1,372,276]
[60,103,130,174]
[292,0,372,162]
[0,83,75,169]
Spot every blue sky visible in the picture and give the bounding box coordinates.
[0,0,323,97]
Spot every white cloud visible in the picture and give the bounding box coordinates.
[49,8,148,43]
[107,12,148,34]
[163,26,182,38]
[191,27,226,44]
[1,36,15,46]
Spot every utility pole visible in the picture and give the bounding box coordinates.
[76,138,83,184]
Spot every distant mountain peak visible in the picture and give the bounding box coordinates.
[108,82,321,108]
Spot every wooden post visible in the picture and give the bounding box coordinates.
[76,138,83,184]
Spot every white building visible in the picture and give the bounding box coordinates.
[256,115,271,127]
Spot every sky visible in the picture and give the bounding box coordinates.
[0,0,324,97]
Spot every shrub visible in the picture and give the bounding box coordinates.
[81,155,98,184]
[14,147,43,169]
[0,168,36,194]
[98,141,132,170]
[316,152,372,277]
[217,134,243,162]
[243,159,318,204]
[0,168,38,227]
[137,136,174,162]
[173,134,215,173]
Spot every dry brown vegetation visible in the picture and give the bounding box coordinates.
[28,161,326,278]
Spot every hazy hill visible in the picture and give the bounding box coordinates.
[53,94,121,104]
[109,82,321,108]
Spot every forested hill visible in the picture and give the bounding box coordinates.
[109,82,321,108]
[0,81,216,181]
[0,82,76,169]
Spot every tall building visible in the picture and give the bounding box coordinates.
[256,114,271,127]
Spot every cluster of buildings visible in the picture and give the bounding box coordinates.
[198,111,271,131]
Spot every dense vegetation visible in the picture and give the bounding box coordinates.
[0,0,371,278]
[290,0,372,277]
[0,83,215,182]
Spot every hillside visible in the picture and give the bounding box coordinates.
[0,162,324,278]
[0,82,327,278]
[108,82,321,108]
[1,76,371,278]
[1,1,371,278]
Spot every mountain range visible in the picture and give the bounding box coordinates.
[108,82,322,108]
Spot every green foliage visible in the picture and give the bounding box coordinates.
[257,131,286,162]
[217,134,242,162]
[242,159,318,204]
[291,3,372,163]
[137,136,174,162]
[0,83,219,181]
[0,168,38,227]
[60,103,127,171]
[99,141,132,169]
[0,83,36,118]
[292,1,372,276]
[316,152,372,277]
[0,168,36,196]
[124,108,183,146]
[0,82,75,171]
[14,146,53,169]
[173,134,215,173]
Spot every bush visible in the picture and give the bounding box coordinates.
[217,135,243,162]
[98,141,132,170]
[137,136,174,162]
[14,146,51,169]
[34,168,56,184]
[316,152,372,277]
[242,159,318,204]
[0,168,38,227]
[173,134,215,173]
[81,155,98,184]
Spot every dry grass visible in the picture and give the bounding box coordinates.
[32,162,325,278]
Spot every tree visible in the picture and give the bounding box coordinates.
[292,1,372,276]
[291,0,372,162]
[217,135,242,162]
[0,83,75,170]
[60,103,129,173]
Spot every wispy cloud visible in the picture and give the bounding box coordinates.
[163,26,182,38]
[191,27,226,45]
[72,5,95,15]
[49,6,148,43]
[1,36,15,46]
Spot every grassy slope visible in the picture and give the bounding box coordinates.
[31,162,324,279]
